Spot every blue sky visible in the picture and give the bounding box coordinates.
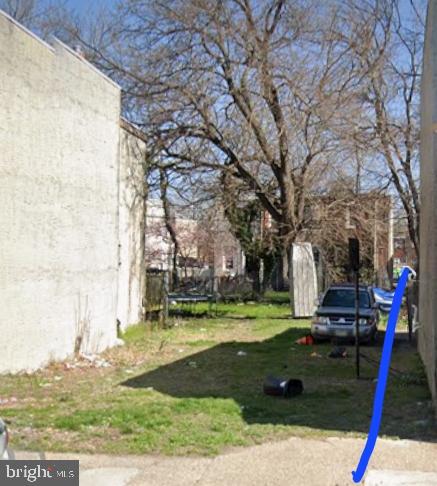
[46,0,425,25]
[50,0,116,15]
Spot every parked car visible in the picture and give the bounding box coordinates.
[372,287,395,313]
[311,284,379,343]
[0,418,10,459]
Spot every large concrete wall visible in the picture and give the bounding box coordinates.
[117,123,146,331]
[0,11,143,372]
[419,0,437,409]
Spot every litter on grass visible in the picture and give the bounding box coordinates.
[263,375,304,398]
[328,347,348,359]
[295,335,314,345]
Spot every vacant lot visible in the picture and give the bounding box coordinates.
[0,298,435,455]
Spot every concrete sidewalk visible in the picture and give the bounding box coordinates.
[14,436,437,486]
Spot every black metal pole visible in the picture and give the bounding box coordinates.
[355,269,360,379]
[349,237,360,379]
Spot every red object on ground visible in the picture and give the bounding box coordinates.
[295,335,314,345]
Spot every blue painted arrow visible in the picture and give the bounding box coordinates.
[352,267,413,483]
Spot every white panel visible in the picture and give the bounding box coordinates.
[292,243,318,318]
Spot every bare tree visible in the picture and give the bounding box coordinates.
[66,0,379,307]
[0,0,37,23]
[159,168,180,289]
[340,0,423,263]
[54,0,420,295]
[0,0,69,39]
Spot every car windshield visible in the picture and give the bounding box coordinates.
[322,289,371,308]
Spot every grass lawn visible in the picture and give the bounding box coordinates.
[0,298,435,456]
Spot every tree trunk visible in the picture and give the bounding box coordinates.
[246,255,261,300]
[274,249,288,291]
[172,248,178,290]
[159,168,179,290]
[140,170,149,321]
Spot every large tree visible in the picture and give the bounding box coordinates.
[339,0,423,262]
[70,0,382,305]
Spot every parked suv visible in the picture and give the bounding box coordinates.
[311,284,379,343]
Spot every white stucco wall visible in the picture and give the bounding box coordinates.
[419,0,437,409]
[117,125,146,331]
[0,11,123,372]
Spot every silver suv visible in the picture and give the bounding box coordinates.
[311,284,379,343]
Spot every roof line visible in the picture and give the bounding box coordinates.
[51,37,121,90]
[0,9,121,90]
[0,8,55,52]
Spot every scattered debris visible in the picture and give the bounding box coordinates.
[237,351,247,356]
[310,352,322,358]
[125,369,134,374]
[62,354,112,370]
[0,397,17,405]
[54,376,62,381]
[295,335,314,345]
[328,347,348,359]
[188,361,198,368]
[145,387,154,392]
[263,375,303,398]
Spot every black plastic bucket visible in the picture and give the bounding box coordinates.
[263,376,303,398]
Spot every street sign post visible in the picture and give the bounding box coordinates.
[349,238,360,379]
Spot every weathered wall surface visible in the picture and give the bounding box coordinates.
[419,0,437,410]
[117,124,146,331]
[0,11,125,372]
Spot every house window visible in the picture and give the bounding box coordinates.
[345,207,356,229]
[226,256,234,269]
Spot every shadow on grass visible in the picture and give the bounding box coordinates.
[122,327,436,442]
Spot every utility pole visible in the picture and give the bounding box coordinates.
[349,238,360,379]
